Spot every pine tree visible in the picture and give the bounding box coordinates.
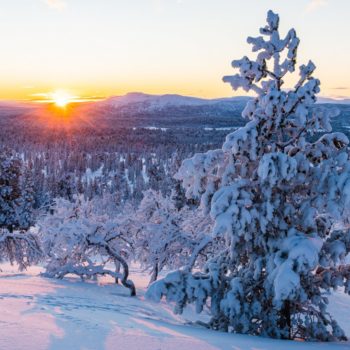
[147,10,350,341]
[18,165,36,229]
[0,149,35,232]
[0,149,23,232]
[0,149,41,269]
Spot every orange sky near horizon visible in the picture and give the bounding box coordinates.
[0,0,349,102]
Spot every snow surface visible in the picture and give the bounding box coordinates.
[0,264,350,350]
[204,127,238,131]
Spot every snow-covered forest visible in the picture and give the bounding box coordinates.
[1,9,350,350]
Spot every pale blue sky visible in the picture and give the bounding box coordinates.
[0,0,349,100]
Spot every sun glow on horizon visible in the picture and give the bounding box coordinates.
[51,90,76,108]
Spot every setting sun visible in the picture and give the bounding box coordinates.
[51,90,75,108]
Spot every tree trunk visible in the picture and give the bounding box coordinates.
[105,244,136,297]
[86,237,136,296]
[280,300,291,339]
[109,250,136,296]
[114,260,121,284]
[149,263,158,285]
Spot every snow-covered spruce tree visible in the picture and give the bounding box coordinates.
[147,11,350,341]
[0,149,35,232]
[0,149,41,269]
[39,196,136,296]
[18,165,36,229]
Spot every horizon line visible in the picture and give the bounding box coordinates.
[0,91,349,105]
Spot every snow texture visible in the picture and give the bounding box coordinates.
[1,263,350,350]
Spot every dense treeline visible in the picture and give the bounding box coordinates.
[0,122,236,208]
[0,101,349,209]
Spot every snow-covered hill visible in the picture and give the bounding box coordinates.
[316,97,350,105]
[100,92,350,112]
[100,92,251,112]
[1,264,349,350]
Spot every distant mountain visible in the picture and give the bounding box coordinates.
[0,93,349,132]
[0,100,40,111]
[316,97,350,105]
[99,92,251,112]
[99,92,350,111]
[83,92,252,129]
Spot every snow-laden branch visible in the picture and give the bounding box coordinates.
[0,229,42,270]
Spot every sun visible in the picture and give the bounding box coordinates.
[51,90,74,108]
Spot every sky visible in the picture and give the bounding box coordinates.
[0,0,349,101]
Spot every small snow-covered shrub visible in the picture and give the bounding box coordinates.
[147,10,350,341]
[39,196,135,296]
[132,189,215,284]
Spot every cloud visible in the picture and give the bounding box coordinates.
[44,0,66,10]
[305,0,328,13]
[30,92,52,101]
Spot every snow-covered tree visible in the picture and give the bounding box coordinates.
[147,11,350,341]
[18,165,36,229]
[133,190,191,283]
[0,149,41,269]
[0,149,35,232]
[0,228,41,270]
[133,190,214,284]
[39,196,136,296]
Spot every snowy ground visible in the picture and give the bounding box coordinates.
[1,264,350,350]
